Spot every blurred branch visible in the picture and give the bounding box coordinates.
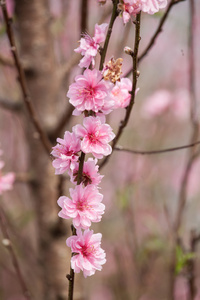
[100,12,141,170]
[114,140,200,155]
[0,53,14,66]
[48,105,74,142]
[80,0,88,33]
[187,230,200,300]
[0,0,52,155]
[124,0,186,77]
[99,0,119,70]
[58,52,81,81]
[15,172,34,183]
[170,1,199,298]
[0,204,31,300]
[0,97,22,111]
[99,4,113,24]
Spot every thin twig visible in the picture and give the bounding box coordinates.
[100,12,141,169]
[0,0,52,155]
[0,204,31,300]
[99,0,119,71]
[67,151,85,300]
[124,0,186,77]
[114,140,200,155]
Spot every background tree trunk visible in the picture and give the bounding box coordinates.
[14,1,72,299]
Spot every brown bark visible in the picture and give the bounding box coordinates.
[14,1,70,299]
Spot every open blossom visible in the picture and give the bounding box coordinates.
[66,228,106,277]
[73,116,115,159]
[118,0,167,24]
[75,23,108,68]
[67,69,112,114]
[111,78,133,108]
[51,131,81,174]
[58,184,105,229]
[118,0,142,24]
[71,158,103,186]
[141,0,167,14]
[0,161,15,195]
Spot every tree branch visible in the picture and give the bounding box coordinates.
[169,1,199,298]
[100,12,141,169]
[0,0,52,155]
[80,0,88,33]
[0,204,31,300]
[124,0,186,77]
[114,140,200,155]
[99,0,119,71]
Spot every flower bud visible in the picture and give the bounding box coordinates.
[124,46,134,56]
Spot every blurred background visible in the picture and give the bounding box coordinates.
[0,0,200,299]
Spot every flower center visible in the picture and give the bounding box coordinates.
[82,32,96,48]
[76,198,88,211]
[88,131,99,143]
[79,86,96,100]
[81,244,95,257]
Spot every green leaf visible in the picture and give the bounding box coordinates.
[175,246,196,275]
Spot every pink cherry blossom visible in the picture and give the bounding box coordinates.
[141,0,167,15]
[73,116,115,159]
[70,158,103,186]
[0,161,15,195]
[110,78,134,108]
[141,89,190,120]
[66,228,106,277]
[51,131,81,175]
[141,89,172,118]
[118,0,142,24]
[67,69,112,114]
[58,184,105,229]
[75,23,108,68]
[118,0,168,24]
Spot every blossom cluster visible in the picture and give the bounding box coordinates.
[98,0,168,24]
[0,149,15,195]
[52,0,167,279]
[51,21,135,278]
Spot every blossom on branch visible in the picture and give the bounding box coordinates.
[73,116,115,159]
[71,158,103,186]
[118,0,168,24]
[67,69,112,115]
[75,23,108,68]
[142,0,167,14]
[51,131,81,174]
[57,184,105,229]
[66,228,106,277]
[111,78,133,108]
[118,0,142,24]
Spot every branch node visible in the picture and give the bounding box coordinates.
[66,274,72,281]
